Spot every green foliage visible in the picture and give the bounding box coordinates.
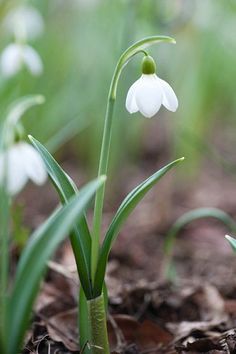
[5,177,105,354]
[94,157,184,296]
[30,135,184,298]
[12,204,29,250]
[164,208,236,279]
[29,135,93,298]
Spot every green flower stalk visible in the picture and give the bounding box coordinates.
[89,36,177,353]
[91,36,177,283]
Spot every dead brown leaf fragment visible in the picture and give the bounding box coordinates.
[108,315,173,352]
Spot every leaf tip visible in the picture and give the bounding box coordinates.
[28,134,34,142]
[100,175,107,183]
[225,234,235,242]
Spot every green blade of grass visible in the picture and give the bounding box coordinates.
[6,177,105,354]
[163,208,236,280]
[29,135,93,298]
[164,207,236,255]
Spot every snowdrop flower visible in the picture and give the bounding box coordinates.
[126,55,178,118]
[0,142,47,195]
[0,43,43,77]
[3,5,44,40]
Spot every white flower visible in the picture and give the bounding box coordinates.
[3,5,44,40]
[0,43,43,77]
[0,142,47,195]
[126,74,178,118]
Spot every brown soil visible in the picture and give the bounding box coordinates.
[18,133,236,354]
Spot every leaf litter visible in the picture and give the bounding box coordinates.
[19,133,236,354]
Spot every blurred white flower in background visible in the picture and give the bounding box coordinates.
[0,43,43,77]
[126,74,178,118]
[3,5,44,40]
[0,142,47,195]
[72,0,100,9]
[0,4,44,77]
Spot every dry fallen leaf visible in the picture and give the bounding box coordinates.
[45,308,78,351]
[108,314,173,352]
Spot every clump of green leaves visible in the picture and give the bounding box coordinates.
[1,36,183,354]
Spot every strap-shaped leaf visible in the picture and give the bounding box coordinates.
[0,186,9,351]
[29,135,92,298]
[164,207,236,256]
[0,126,10,350]
[93,157,184,296]
[162,208,236,280]
[6,177,105,354]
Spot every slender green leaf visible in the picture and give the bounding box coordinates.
[93,157,184,296]
[163,208,236,280]
[0,186,9,352]
[29,135,92,298]
[6,177,105,354]
[225,235,236,252]
[164,207,236,255]
[0,126,10,351]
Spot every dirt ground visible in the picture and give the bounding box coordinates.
[18,127,236,354]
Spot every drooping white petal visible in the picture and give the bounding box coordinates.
[0,145,28,195]
[125,78,141,114]
[135,74,163,118]
[158,78,178,112]
[7,146,28,194]
[3,5,44,40]
[20,143,47,185]
[22,45,43,76]
[0,44,22,77]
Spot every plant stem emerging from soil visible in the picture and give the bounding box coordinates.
[92,97,115,284]
[87,294,110,354]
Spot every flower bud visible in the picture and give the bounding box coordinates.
[141,55,156,75]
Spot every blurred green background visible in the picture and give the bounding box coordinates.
[0,0,236,180]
